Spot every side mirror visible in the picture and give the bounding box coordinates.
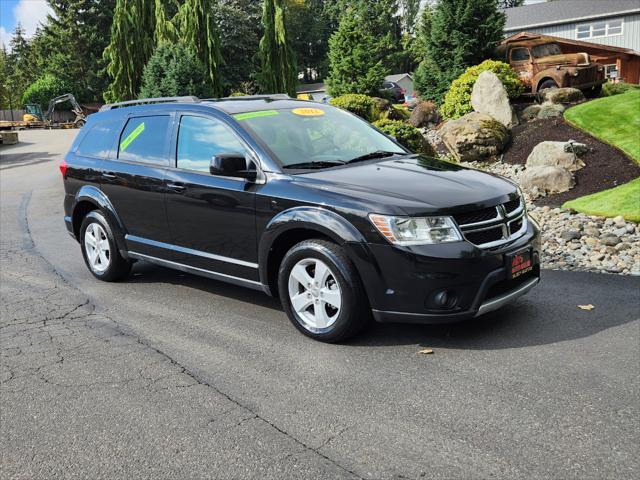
[209,153,257,181]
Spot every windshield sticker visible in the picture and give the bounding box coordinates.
[234,110,279,121]
[120,122,145,152]
[292,108,325,117]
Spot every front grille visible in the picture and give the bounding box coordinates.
[454,195,526,249]
[453,207,498,226]
[504,197,521,214]
[465,227,504,246]
[509,218,523,235]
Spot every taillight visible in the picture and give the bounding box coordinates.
[59,159,68,178]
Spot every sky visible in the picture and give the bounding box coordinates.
[1,0,53,49]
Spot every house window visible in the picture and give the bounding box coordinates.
[576,18,624,39]
[605,64,618,80]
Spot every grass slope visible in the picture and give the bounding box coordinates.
[563,178,640,222]
[564,90,640,164]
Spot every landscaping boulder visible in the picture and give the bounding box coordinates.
[521,104,541,122]
[537,102,565,119]
[520,166,575,195]
[470,71,518,128]
[526,141,585,172]
[539,87,585,105]
[409,101,440,128]
[564,140,590,156]
[440,112,510,162]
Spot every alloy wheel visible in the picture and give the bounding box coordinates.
[84,223,110,273]
[287,258,342,333]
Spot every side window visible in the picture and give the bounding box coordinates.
[511,48,530,62]
[118,115,170,165]
[176,115,247,173]
[77,120,121,159]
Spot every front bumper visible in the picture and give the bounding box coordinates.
[351,219,541,324]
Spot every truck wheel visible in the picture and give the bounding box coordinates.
[80,211,131,282]
[536,79,558,102]
[278,239,370,342]
[584,84,602,98]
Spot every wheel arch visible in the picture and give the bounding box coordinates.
[72,186,127,253]
[258,207,371,297]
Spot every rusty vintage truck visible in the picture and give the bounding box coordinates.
[498,35,606,97]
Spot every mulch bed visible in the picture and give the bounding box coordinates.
[502,115,640,207]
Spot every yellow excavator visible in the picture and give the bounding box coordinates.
[23,93,87,128]
[1,93,87,130]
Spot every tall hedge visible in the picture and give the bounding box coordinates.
[440,60,523,119]
[139,43,213,99]
[22,74,72,108]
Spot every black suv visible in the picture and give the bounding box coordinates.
[62,95,540,342]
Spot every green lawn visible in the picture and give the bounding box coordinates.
[564,90,640,164]
[563,178,640,222]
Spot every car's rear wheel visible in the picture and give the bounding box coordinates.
[80,210,131,281]
[278,239,370,342]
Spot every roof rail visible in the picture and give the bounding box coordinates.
[203,94,291,102]
[99,96,200,111]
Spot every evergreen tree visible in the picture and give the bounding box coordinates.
[0,46,12,109]
[217,0,263,93]
[103,0,156,102]
[139,42,213,98]
[498,0,525,8]
[37,0,116,102]
[286,0,333,82]
[259,0,297,97]
[413,0,505,104]
[175,0,223,96]
[326,0,400,97]
[6,25,36,108]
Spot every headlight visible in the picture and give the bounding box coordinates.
[369,214,462,245]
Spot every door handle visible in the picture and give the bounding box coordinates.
[102,172,116,179]
[166,182,186,193]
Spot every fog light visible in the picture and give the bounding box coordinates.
[429,289,458,310]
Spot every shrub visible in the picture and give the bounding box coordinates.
[229,92,247,97]
[373,119,434,155]
[602,82,640,97]
[440,60,524,120]
[22,74,72,108]
[408,101,440,128]
[139,43,213,99]
[329,94,379,122]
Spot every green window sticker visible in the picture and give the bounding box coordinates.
[120,122,145,151]
[234,110,279,121]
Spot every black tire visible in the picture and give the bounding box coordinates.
[80,210,131,282]
[584,84,602,98]
[536,79,558,102]
[278,239,370,342]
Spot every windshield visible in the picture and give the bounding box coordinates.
[531,43,562,58]
[234,106,406,168]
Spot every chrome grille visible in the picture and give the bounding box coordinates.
[454,196,527,249]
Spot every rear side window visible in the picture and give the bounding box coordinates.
[77,120,121,159]
[176,115,247,173]
[118,115,170,165]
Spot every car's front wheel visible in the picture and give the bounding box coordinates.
[278,239,370,342]
[80,210,131,281]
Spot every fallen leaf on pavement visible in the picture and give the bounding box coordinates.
[418,348,434,355]
[578,304,595,310]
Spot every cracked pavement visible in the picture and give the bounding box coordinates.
[1,130,639,479]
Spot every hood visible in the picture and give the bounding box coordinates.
[534,52,591,67]
[295,155,517,215]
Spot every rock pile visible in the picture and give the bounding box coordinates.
[520,140,588,198]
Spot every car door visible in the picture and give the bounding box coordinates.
[163,113,260,282]
[100,113,173,256]
[510,47,533,89]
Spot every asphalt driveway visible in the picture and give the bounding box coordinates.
[1,130,639,479]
